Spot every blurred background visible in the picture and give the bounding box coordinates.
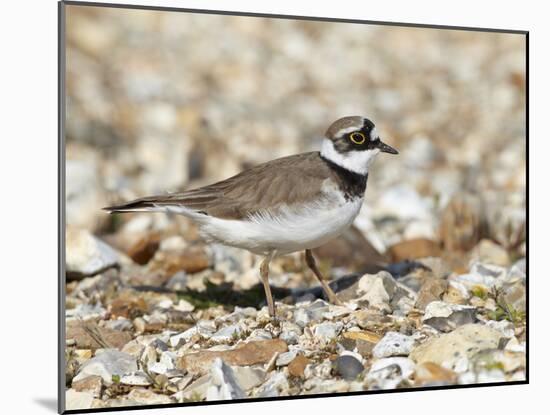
[65,4,526,297]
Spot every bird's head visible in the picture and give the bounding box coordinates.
[321,116,398,175]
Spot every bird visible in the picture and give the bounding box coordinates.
[104,116,398,317]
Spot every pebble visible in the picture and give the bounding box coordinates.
[231,366,266,390]
[276,351,297,366]
[178,339,288,375]
[210,323,245,343]
[357,271,397,312]
[72,375,103,397]
[73,349,137,385]
[169,320,217,347]
[127,388,173,405]
[256,372,289,397]
[372,332,415,358]
[120,372,153,386]
[335,355,364,380]
[422,301,477,332]
[65,389,95,410]
[415,278,448,310]
[414,362,457,386]
[367,357,415,389]
[288,354,310,378]
[410,324,502,369]
[66,227,120,279]
[206,358,245,400]
[313,322,343,342]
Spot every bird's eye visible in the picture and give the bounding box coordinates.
[349,132,366,145]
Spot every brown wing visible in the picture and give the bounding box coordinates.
[104,152,331,220]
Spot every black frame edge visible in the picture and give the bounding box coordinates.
[62,0,528,35]
[58,1,67,413]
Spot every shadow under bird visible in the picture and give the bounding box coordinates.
[104,116,398,317]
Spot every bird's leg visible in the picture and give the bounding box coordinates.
[305,249,342,305]
[260,251,276,317]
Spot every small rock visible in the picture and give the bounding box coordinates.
[367,357,415,389]
[73,349,137,385]
[175,374,211,402]
[372,332,415,358]
[66,303,107,321]
[293,308,311,328]
[470,239,510,267]
[276,351,297,366]
[414,362,457,386]
[210,324,245,343]
[288,354,310,378]
[389,238,441,262]
[66,322,131,350]
[410,324,502,369]
[120,372,152,386]
[206,358,245,400]
[342,330,382,357]
[66,227,121,280]
[104,319,133,332]
[439,193,485,252]
[178,339,288,375]
[312,225,388,271]
[313,322,343,342]
[65,389,94,410]
[422,301,477,332]
[247,329,273,341]
[415,278,448,310]
[72,375,103,397]
[169,320,217,347]
[335,355,364,380]
[231,366,266,390]
[109,292,148,319]
[357,271,397,312]
[127,233,160,265]
[127,388,173,405]
[149,245,210,275]
[256,372,290,397]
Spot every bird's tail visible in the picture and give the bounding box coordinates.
[102,195,210,222]
[102,196,164,214]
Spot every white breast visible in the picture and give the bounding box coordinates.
[197,185,364,256]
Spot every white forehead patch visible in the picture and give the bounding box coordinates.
[370,127,379,140]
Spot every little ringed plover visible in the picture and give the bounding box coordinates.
[104,116,398,317]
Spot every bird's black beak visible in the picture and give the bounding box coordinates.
[377,140,399,155]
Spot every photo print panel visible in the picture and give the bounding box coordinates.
[59,1,528,413]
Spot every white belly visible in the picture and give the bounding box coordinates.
[198,196,364,256]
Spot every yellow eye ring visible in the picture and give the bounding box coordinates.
[350,132,366,145]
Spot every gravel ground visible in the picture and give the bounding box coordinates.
[63,5,526,411]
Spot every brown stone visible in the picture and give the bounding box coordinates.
[127,234,160,265]
[313,226,389,272]
[66,322,132,350]
[149,246,210,276]
[109,292,148,319]
[388,238,441,262]
[178,339,288,375]
[414,362,457,386]
[415,278,448,310]
[288,354,310,378]
[342,330,382,357]
[72,375,103,398]
[439,193,486,252]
